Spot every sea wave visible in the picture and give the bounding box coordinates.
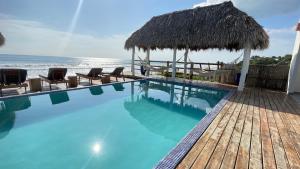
[0,54,131,78]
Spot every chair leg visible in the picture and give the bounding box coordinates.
[25,87,27,93]
[49,84,52,91]
[123,76,125,81]
[116,77,118,82]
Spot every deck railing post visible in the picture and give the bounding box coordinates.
[190,62,194,79]
[166,61,170,76]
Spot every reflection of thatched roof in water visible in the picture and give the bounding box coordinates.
[0,96,31,139]
[125,1,269,51]
[124,96,206,141]
[0,32,4,46]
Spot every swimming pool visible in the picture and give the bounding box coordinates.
[0,80,228,169]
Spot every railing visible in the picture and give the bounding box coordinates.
[134,60,224,78]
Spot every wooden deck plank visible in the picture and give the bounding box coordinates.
[271,93,300,167]
[258,90,277,169]
[264,92,290,169]
[205,90,251,169]
[235,89,255,169]
[219,89,251,169]
[189,92,247,169]
[176,93,239,169]
[176,88,300,169]
[278,94,300,135]
[276,95,300,158]
[249,89,262,169]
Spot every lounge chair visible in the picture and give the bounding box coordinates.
[39,68,68,90]
[103,67,125,82]
[76,68,103,85]
[0,69,28,97]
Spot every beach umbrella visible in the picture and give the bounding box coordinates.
[287,21,300,94]
[0,32,4,46]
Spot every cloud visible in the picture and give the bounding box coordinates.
[193,0,300,18]
[255,27,296,57]
[0,16,130,58]
[0,14,297,63]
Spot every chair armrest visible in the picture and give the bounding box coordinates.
[39,75,47,79]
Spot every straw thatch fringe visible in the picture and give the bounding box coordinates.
[0,32,4,46]
[125,1,269,51]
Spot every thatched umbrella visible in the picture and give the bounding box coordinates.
[125,1,269,91]
[0,32,4,47]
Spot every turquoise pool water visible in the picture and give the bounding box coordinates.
[0,80,227,169]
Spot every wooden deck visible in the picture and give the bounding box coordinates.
[177,89,300,169]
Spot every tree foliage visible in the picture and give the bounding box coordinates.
[239,54,292,65]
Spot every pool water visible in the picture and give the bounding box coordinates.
[0,80,227,169]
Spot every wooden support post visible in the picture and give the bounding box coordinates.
[238,46,252,91]
[146,47,150,76]
[190,62,194,79]
[208,63,211,71]
[217,61,220,70]
[131,47,135,76]
[183,46,189,79]
[172,48,177,79]
[166,61,170,76]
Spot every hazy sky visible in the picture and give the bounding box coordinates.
[0,0,299,62]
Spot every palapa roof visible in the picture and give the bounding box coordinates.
[0,32,4,46]
[125,1,269,51]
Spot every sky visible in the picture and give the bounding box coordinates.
[0,0,299,62]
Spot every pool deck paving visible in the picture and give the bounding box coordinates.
[176,88,300,169]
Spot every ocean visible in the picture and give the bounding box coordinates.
[0,54,131,78]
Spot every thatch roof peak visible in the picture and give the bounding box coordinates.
[0,32,4,47]
[125,1,269,51]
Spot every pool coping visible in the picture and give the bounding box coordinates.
[0,79,144,100]
[153,79,235,169]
